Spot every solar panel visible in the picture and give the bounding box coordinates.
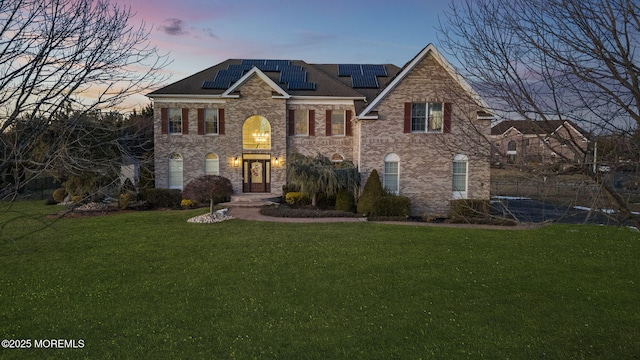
[279,65,303,72]
[202,80,218,89]
[280,69,306,83]
[338,64,362,76]
[227,64,253,72]
[203,69,244,89]
[351,74,378,88]
[240,59,289,72]
[362,64,387,77]
[241,59,266,66]
[287,82,316,90]
[266,60,290,70]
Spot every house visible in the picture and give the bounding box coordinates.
[490,119,590,165]
[147,44,493,216]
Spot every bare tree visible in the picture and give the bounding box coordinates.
[0,0,169,200]
[438,0,640,226]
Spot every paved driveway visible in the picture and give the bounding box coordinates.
[491,197,620,225]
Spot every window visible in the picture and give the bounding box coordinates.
[168,153,183,190]
[205,153,219,175]
[331,153,345,165]
[383,153,400,195]
[411,102,443,133]
[331,111,345,136]
[452,154,468,199]
[205,109,218,134]
[168,108,182,134]
[243,116,271,150]
[294,110,308,136]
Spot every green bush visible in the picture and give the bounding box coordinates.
[448,199,491,218]
[374,195,411,217]
[119,191,137,209]
[357,169,384,215]
[143,188,182,209]
[52,188,67,203]
[335,188,356,212]
[285,192,310,206]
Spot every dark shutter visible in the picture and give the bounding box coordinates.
[288,109,295,136]
[218,109,225,135]
[443,102,452,133]
[197,109,204,135]
[326,110,332,136]
[309,110,315,136]
[404,102,412,133]
[346,110,353,136]
[182,108,189,134]
[161,108,168,134]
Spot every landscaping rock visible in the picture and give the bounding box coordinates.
[187,208,234,223]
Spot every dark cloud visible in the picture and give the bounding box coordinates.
[160,18,188,36]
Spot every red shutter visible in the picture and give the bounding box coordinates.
[346,110,353,136]
[161,108,168,134]
[182,108,189,134]
[288,109,295,136]
[326,110,332,136]
[197,109,204,135]
[443,102,452,133]
[309,110,315,136]
[218,109,225,135]
[404,102,411,133]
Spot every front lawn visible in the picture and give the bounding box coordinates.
[1,201,639,359]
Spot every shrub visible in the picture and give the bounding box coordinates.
[335,188,356,212]
[357,169,384,215]
[448,199,491,218]
[259,204,360,218]
[143,188,182,209]
[285,192,310,206]
[181,199,197,209]
[374,195,411,217]
[52,188,67,203]
[182,175,233,206]
[119,191,137,209]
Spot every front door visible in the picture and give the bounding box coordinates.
[243,158,270,193]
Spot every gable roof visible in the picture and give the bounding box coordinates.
[491,119,589,139]
[147,59,401,110]
[358,44,489,119]
[221,67,289,98]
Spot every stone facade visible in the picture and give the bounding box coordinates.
[150,44,492,216]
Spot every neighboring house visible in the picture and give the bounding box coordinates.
[147,44,493,216]
[490,120,590,165]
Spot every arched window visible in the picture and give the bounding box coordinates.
[383,153,400,195]
[507,140,517,152]
[452,154,468,199]
[205,153,219,175]
[243,116,271,150]
[331,153,345,164]
[168,153,183,190]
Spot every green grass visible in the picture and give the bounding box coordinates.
[1,201,639,359]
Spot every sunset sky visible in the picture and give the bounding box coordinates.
[111,0,451,109]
